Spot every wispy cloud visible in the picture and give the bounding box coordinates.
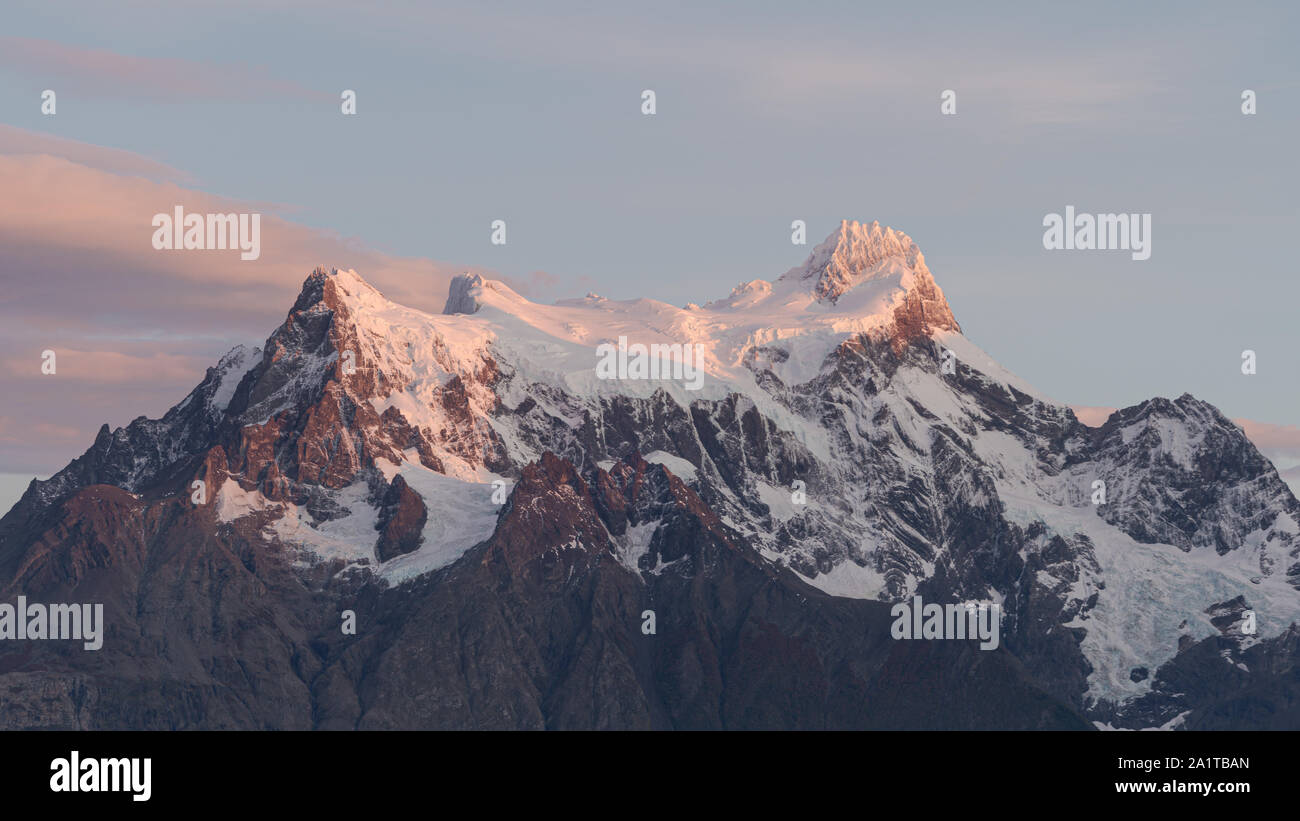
[0,36,332,103]
[0,349,210,385]
[0,124,193,182]
[0,151,486,316]
[1235,419,1300,461]
[370,5,1176,128]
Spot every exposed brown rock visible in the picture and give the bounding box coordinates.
[374,475,427,562]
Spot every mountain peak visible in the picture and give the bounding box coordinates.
[781,220,927,304]
[292,266,384,314]
[768,220,959,342]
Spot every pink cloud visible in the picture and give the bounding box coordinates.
[0,37,331,103]
[0,349,211,385]
[0,152,483,316]
[31,422,84,441]
[0,125,193,183]
[1233,419,1300,460]
[0,417,79,445]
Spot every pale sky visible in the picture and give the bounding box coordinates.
[1,1,1298,510]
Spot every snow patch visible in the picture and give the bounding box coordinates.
[643,451,697,482]
[380,462,502,584]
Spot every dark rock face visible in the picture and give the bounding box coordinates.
[0,448,1089,730]
[1103,623,1300,730]
[1076,396,1299,561]
[2,263,1298,730]
[294,451,1092,730]
[374,476,426,562]
[0,483,330,730]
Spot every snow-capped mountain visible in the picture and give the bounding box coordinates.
[2,220,1297,730]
